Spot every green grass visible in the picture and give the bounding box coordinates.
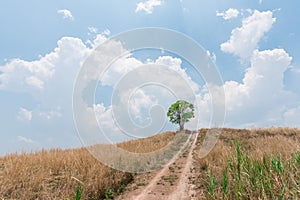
[205,141,300,199]
[74,184,83,200]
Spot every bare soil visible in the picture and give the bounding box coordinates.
[116,131,200,200]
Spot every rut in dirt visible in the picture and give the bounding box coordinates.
[116,130,200,200]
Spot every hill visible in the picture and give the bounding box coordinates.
[0,128,299,199]
[0,131,176,199]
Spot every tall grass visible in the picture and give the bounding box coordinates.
[205,140,300,199]
[0,131,175,199]
[193,128,300,199]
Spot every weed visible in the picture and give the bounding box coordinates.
[74,184,83,200]
[222,168,228,199]
[104,189,114,200]
[207,170,217,198]
[203,140,300,199]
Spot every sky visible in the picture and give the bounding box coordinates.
[0,0,300,155]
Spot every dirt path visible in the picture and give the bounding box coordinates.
[116,131,199,200]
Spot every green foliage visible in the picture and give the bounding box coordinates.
[207,170,217,198]
[104,189,114,200]
[204,142,300,199]
[74,184,83,200]
[222,168,229,199]
[167,100,195,130]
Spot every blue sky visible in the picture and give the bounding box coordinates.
[0,0,300,155]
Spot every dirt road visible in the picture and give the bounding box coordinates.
[116,130,199,200]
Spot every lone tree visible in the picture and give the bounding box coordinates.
[167,100,195,131]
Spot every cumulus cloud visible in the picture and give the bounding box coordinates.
[0,58,54,92]
[57,9,74,20]
[73,50,202,142]
[25,76,44,90]
[221,10,276,59]
[0,29,198,147]
[99,54,198,95]
[17,136,36,144]
[86,34,107,49]
[0,31,110,151]
[17,108,32,122]
[218,9,300,127]
[1,16,299,157]
[94,55,200,136]
[0,27,215,151]
[189,48,295,128]
[135,0,162,14]
[216,8,240,20]
[224,49,295,126]
[129,89,157,119]
[0,36,90,94]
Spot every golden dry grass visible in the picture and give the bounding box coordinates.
[194,127,300,199]
[1,128,299,199]
[0,131,175,199]
[117,131,175,153]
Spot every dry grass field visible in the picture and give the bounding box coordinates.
[1,128,299,199]
[0,131,175,199]
[194,127,300,199]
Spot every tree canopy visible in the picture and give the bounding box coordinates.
[167,100,195,131]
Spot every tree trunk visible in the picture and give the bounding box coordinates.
[179,122,184,131]
[179,112,184,131]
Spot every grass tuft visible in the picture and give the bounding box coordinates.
[194,127,300,199]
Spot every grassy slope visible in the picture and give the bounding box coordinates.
[0,131,175,199]
[194,127,300,199]
[1,128,299,199]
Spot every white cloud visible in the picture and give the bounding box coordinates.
[206,50,217,63]
[100,56,143,86]
[135,0,162,14]
[217,9,300,127]
[216,8,240,20]
[17,136,36,144]
[98,54,199,111]
[221,10,276,59]
[17,108,32,122]
[88,27,110,36]
[222,49,293,125]
[188,48,295,127]
[0,36,90,94]
[1,20,299,156]
[86,33,107,49]
[0,32,110,137]
[129,89,157,117]
[78,53,202,140]
[153,56,199,92]
[25,76,44,90]
[57,9,74,20]
[284,106,300,126]
[0,30,200,150]
[39,110,62,120]
[102,29,111,36]
[88,26,98,34]
[196,48,295,128]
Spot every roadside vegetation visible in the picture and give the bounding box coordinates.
[194,127,300,199]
